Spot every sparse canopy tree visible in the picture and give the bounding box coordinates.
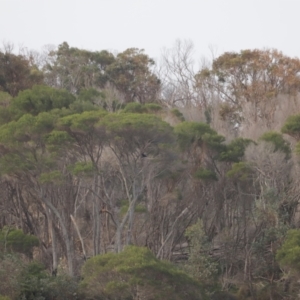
[44,42,115,93]
[106,48,161,104]
[159,40,197,107]
[259,131,291,158]
[55,109,108,256]
[44,43,160,104]
[0,49,43,97]
[196,49,300,127]
[175,121,225,178]
[104,113,174,252]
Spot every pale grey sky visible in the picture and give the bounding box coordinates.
[1,0,299,61]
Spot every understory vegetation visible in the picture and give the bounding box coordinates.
[1,41,300,299]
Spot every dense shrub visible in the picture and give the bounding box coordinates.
[80,245,205,300]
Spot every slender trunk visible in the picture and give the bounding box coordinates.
[17,187,36,235]
[126,181,137,246]
[93,176,101,255]
[156,207,189,259]
[126,202,135,245]
[71,214,87,260]
[16,187,24,230]
[50,218,58,275]
[115,198,138,253]
[40,189,74,276]
[45,204,58,274]
[93,200,99,255]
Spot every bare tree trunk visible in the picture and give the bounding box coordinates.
[156,207,189,259]
[71,214,87,260]
[92,176,101,255]
[126,180,137,246]
[50,218,58,275]
[40,189,74,276]
[115,198,138,253]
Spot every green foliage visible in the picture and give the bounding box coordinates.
[185,220,219,291]
[175,121,219,150]
[69,99,99,113]
[0,112,59,176]
[39,170,64,184]
[259,131,290,158]
[144,103,162,112]
[0,152,35,175]
[194,168,217,181]
[18,261,48,299]
[0,92,12,125]
[69,161,95,177]
[295,142,300,155]
[122,102,162,114]
[104,113,167,131]
[17,261,78,300]
[45,129,75,161]
[204,108,212,124]
[104,113,174,156]
[55,110,108,158]
[45,130,73,147]
[202,132,226,152]
[226,162,251,180]
[171,108,185,121]
[80,245,205,300]
[0,228,39,257]
[219,138,253,162]
[0,112,58,145]
[44,42,115,93]
[282,114,300,140]
[10,85,75,118]
[77,88,105,103]
[122,102,148,113]
[72,88,106,112]
[276,229,300,271]
[58,110,107,132]
[252,192,289,274]
[0,107,12,126]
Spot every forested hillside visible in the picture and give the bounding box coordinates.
[1,41,300,299]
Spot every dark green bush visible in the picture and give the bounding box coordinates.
[0,228,39,258]
[18,261,78,300]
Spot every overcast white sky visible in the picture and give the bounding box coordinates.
[1,0,300,62]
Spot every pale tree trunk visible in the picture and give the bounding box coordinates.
[44,206,58,275]
[115,204,130,253]
[156,207,189,259]
[92,175,101,256]
[71,214,87,260]
[40,188,74,276]
[49,215,58,275]
[115,196,139,253]
[126,202,135,245]
[126,179,137,246]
